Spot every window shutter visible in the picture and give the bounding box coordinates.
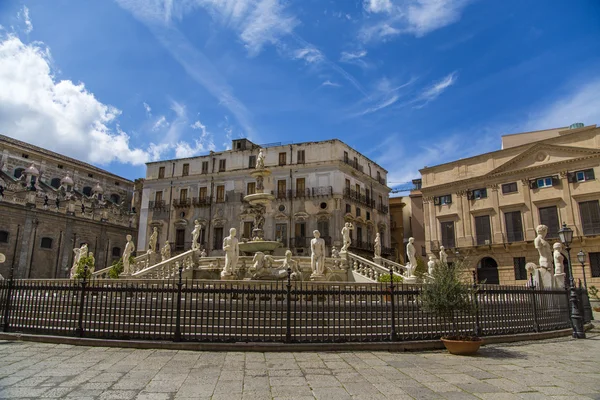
[529,180,538,189]
[551,176,560,186]
[434,197,440,206]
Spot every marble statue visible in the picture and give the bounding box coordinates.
[70,243,88,278]
[161,240,171,261]
[374,233,381,258]
[553,242,566,289]
[406,237,416,268]
[256,148,265,169]
[222,228,239,277]
[533,225,554,289]
[331,246,340,258]
[191,220,201,250]
[282,250,301,280]
[439,246,448,264]
[427,256,437,276]
[200,249,207,257]
[341,222,353,252]
[148,227,158,253]
[123,234,135,275]
[310,230,326,277]
[251,252,270,278]
[88,252,96,274]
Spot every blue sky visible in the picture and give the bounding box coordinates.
[1,0,600,190]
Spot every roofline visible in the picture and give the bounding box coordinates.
[0,134,133,183]
[146,138,389,173]
[419,124,598,173]
[500,126,568,138]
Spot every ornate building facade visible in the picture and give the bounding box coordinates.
[138,138,392,258]
[420,124,600,285]
[0,135,138,278]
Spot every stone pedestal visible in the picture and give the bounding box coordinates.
[373,256,382,265]
[310,273,326,281]
[221,271,236,280]
[403,276,417,284]
[554,273,566,289]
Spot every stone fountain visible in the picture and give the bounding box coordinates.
[238,148,282,255]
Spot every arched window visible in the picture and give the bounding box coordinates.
[50,178,61,189]
[40,237,53,249]
[82,186,92,196]
[0,231,8,243]
[14,168,25,179]
[112,246,121,257]
[110,193,121,204]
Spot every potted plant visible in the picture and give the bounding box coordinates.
[378,273,403,301]
[420,260,481,355]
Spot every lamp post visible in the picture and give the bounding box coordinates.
[576,249,594,322]
[577,250,588,289]
[558,223,586,338]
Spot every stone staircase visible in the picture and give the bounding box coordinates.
[346,252,404,282]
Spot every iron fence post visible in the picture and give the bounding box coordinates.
[285,268,292,343]
[2,225,20,332]
[529,273,539,332]
[75,264,88,337]
[471,271,482,337]
[389,267,397,341]
[174,263,183,342]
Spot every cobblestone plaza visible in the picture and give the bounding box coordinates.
[0,330,599,400]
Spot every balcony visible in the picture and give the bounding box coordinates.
[377,176,386,186]
[173,198,191,208]
[377,204,389,214]
[148,200,167,210]
[350,240,391,254]
[192,197,211,207]
[270,187,334,200]
[342,158,364,173]
[343,188,375,209]
[476,233,492,246]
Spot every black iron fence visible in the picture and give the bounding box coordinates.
[0,270,576,343]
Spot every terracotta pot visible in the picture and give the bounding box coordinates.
[441,337,483,355]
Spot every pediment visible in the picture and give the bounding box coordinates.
[487,144,600,177]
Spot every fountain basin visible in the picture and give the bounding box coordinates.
[244,193,274,205]
[239,241,282,255]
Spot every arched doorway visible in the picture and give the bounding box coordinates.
[477,257,499,284]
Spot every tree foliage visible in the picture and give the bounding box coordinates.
[107,256,135,279]
[73,255,94,280]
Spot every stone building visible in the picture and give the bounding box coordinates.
[138,138,392,258]
[389,197,406,264]
[0,134,137,278]
[419,123,600,285]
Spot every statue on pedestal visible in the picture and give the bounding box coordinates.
[406,237,416,268]
[533,225,554,289]
[191,220,201,250]
[222,228,239,277]
[282,250,301,281]
[374,233,381,258]
[310,230,326,277]
[70,243,88,278]
[553,242,565,289]
[341,222,353,252]
[256,149,265,169]
[161,240,171,261]
[427,256,437,276]
[148,227,158,253]
[123,234,135,275]
[439,246,448,264]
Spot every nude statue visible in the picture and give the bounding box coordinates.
[427,256,437,276]
[256,148,265,169]
[406,237,416,268]
[222,228,239,276]
[374,233,381,258]
[148,227,158,253]
[191,220,201,250]
[282,250,301,280]
[161,240,171,261]
[123,234,135,274]
[533,225,554,289]
[310,230,326,276]
[439,246,448,264]
[341,222,353,252]
[553,242,565,275]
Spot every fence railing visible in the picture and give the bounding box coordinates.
[0,271,576,343]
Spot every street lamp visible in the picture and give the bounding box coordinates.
[577,250,588,289]
[558,222,586,339]
[576,249,594,323]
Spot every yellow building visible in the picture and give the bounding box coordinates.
[420,124,600,285]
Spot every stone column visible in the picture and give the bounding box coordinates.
[456,190,471,247]
[490,184,503,244]
[423,197,433,253]
[559,171,576,228]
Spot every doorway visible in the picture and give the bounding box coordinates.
[477,257,499,284]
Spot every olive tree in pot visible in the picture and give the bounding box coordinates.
[420,260,481,355]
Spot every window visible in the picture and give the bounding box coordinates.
[502,182,518,194]
[40,237,53,249]
[82,186,92,197]
[295,222,306,239]
[317,219,329,238]
[249,155,256,169]
[366,211,370,221]
[513,257,528,280]
[115,182,119,186]
[346,204,351,214]
[176,229,185,251]
[244,182,255,195]
[475,215,491,245]
[57,164,63,169]
[158,167,165,179]
[0,231,8,243]
[219,159,226,172]
[201,161,209,174]
[355,183,360,195]
[589,252,600,278]
[440,221,455,248]
[13,168,24,179]
[345,179,351,191]
[538,206,559,238]
[277,180,287,198]
[216,185,225,202]
[379,195,383,207]
[469,188,487,200]
[213,227,224,250]
[504,211,524,242]
[22,153,29,159]
[434,194,452,205]
[356,207,361,217]
[50,178,61,189]
[377,171,381,181]
[297,150,305,164]
[275,224,287,246]
[574,169,595,182]
[278,152,287,166]
[180,188,188,201]
[343,151,349,163]
[88,173,94,178]
[110,193,120,204]
[182,163,189,176]
[531,176,558,189]
[579,200,600,235]
[296,178,305,194]
[154,191,163,203]
[243,221,253,239]
[365,189,371,203]
[199,187,207,200]
[353,156,358,167]
[112,247,121,257]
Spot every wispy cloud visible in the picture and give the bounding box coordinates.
[321,80,341,88]
[152,115,168,131]
[352,76,418,117]
[294,47,323,64]
[175,118,215,158]
[17,6,33,34]
[413,71,457,107]
[143,102,152,117]
[360,0,471,42]
[339,50,371,69]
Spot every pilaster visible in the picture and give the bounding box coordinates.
[520,178,536,241]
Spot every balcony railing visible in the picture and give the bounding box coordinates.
[192,197,211,207]
[342,158,364,173]
[343,188,375,209]
[377,204,389,214]
[271,187,334,200]
[476,234,492,246]
[173,198,191,208]
[148,200,167,210]
[377,176,386,186]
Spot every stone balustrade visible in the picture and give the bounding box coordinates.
[346,252,403,282]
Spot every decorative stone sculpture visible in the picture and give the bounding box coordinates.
[70,243,88,278]
[123,234,135,275]
[251,252,276,279]
[191,220,201,250]
[341,222,353,252]
[256,148,265,169]
[282,250,301,281]
[200,249,207,257]
[427,256,437,276]
[148,227,158,253]
[406,237,416,268]
[222,228,239,278]
[533,225,554,289]
[374,233,381,258]
[553,242,565,289]
[331,246,340,258]
[161,240,171,261]
[310,230,326,278]
[439,246,448,264]
[88,252,96,274]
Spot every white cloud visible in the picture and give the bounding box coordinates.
[17,6,33,34]
[152,115,168,131]
[406,0,469,37]
[175,117,215,158]
[340,50,367,62]
[0,34,165,166]
[294,47,323,64]
[321,80,341,88]
[414,71,457,106]
[364,0,393,13]
[190,120,205,130]
[143,102,152,116]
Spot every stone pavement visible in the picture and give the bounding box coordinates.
[0,331,599,400]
